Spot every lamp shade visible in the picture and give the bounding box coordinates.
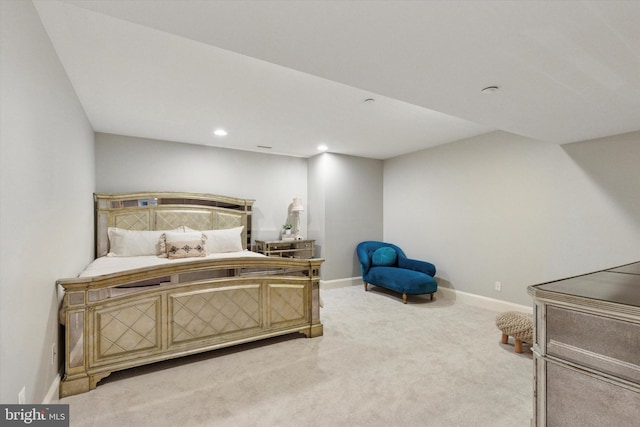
[291,197,304,212]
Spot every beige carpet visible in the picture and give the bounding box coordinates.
[58,285,533,426]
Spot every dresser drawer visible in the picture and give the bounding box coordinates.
[546,305,640,384]
[545,359,640,426]
[270,243,290,251]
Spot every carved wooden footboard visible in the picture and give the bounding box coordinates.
[58,257,323,397]
[57,192,324,397]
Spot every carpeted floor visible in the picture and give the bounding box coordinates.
[58,285,533,426]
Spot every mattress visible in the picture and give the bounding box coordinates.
[79,250,266,278]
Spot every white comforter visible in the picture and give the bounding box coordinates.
[79,250,266,278]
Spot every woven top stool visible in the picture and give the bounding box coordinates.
[495,311,533,353]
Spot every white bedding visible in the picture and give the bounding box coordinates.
[79,250,266,278]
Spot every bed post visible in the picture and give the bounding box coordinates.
[306,259,324,338]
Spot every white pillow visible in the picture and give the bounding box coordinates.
[203,226,244,253]
[107,228,168,257]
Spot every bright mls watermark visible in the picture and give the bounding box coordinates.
[1,405,69,426]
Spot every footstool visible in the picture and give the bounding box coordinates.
[495,311,533,353]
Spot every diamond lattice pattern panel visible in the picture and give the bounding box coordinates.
[96,299,159,358]
[114,211,150,230]
[171,286,260,344]
[269,285,305,324]
[216,212,242,229]
[156,210,213,231]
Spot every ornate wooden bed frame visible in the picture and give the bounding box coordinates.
[58,192,323,397]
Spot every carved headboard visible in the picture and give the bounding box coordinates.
[94,192,254,258]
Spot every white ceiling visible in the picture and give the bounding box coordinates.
[33,0,640,159]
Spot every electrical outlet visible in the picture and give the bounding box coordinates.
[18,386,26,404]
[495,281,502,291]
[51,342,57,365]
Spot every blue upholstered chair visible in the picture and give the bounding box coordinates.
[356,241,437,304]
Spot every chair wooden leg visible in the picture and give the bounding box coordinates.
[430,293,434,301]
[402,293,408,304]
[515,339,523,353]
[501,333,509,344]
[363,282,368,291]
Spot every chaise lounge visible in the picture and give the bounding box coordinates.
[356,241,438,304]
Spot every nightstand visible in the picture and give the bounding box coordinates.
[255,239,315,259]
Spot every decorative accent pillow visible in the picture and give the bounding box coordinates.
[372,247,397,266]
[157,227,200,257]
[202,226,244,253]
[162,231,207,259]
[108,228,172,257]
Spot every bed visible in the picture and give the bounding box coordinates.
[57,192,323,397]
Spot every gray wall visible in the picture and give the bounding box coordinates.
[0,0,95,403]
[308,153,383,280]
[563,131,640,223]
[95,133,308,243]
[383,130,640,306]
[97,138,384,282]
[307,154,327,269]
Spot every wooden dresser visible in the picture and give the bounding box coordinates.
[528,262,640,426]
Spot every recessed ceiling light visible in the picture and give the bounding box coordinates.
[213,129,228,136]
[317,144,328,152]
[364,98,375,103]
[481,86,499,94]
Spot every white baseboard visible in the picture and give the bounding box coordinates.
[437,286,532,314]
[320,276,361,290]
[320,276,532,314]
[43,373,60,404]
